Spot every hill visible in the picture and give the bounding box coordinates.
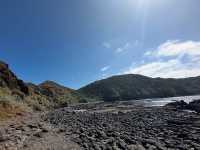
[0,60,86,112]
[0,60,29,99]
[38,81,87,106]
[1,59,200,109]
[78,74,200,101]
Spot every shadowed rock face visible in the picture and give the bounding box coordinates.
[79,74,200,102]
[0,61,29,95]
[165,99,200,113]
[187,99,200,113]
[165,100,188,109]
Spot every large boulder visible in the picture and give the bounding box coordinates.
[187,99,200,113]
[165,100,188,109]
[165,99,200,113]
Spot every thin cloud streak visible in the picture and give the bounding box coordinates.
[103,42,111,49]
[115,43,130,53]
[101,66,110,72]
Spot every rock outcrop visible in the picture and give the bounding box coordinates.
[165,100,188,109]
[166,99,200,113]
[187,99,200,113]
[0,61,29,98]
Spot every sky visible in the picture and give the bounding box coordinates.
[0,0,200,89]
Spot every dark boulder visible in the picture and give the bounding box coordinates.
[165,100,188,109]
[187,99,200,113]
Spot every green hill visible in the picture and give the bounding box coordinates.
[78,74,200,101]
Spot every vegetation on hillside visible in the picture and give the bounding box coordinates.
[79,74,200,101]
[1,59,200,114]
[0,99,27,121]
[0,60,87,114]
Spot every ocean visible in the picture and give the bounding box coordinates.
[136,95,200,107]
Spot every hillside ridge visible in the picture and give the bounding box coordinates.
[0,60,86,111]
[79,74,200,101]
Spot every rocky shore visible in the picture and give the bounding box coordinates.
[0,111,80,150]
[45,101,200,150]
[0,100,200,150]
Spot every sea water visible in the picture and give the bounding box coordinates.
[133,95,200,107]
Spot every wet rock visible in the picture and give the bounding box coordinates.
[165,100,188,109]
[187,99,200,113]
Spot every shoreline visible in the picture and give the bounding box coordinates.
[46,103,200,150]
[0,100,200,150]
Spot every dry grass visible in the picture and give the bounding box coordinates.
[0,87,29,121]
[0,100,26,121]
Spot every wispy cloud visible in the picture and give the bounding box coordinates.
[145,40,200,57]
[116,43,131,53]
[124,40,200,78]
[103,42,111,49]
[103,40,139,54]
[101,66,110,72]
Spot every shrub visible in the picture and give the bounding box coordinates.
[0,100,26,120]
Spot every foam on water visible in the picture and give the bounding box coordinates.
[135,95,200,107]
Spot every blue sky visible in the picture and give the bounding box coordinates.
[0,0,200,89]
